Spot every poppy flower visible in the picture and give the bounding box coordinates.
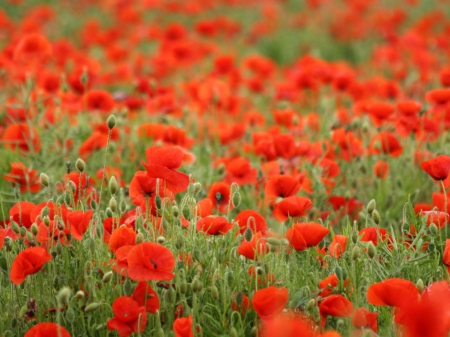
[2,123,41,153]
[422,210,449,228]
[319,295,354,327]
[3,162,41,193]
[107,296,147,337]
[9,201,34,228]
[13,33,52,64]
[425,88,450,105]
[109,226,137,252]
[143,145,189,193]
[252,286,289,321]
[374,160,389,180]
[231,293,252,316]
[352,308,378,333]
[421,155,450,181]
[10,246,52,284]
[224,157,257,186]
[0,228,5,250]
[234,210,268,234]
[318,274,349,297]
[24,323,70,337]
[84,90,115,113]
[173,315,194,337]
[264,175,301,204]
[329,235,347,258]
[207,182,232,213]
[112,245,134,276]
[237,232,269,260]
[196,216,233,236]
[369,132,403,157]
[273,196,312,222]
[367,278,419,308]
[127,242,175,281]
[359,227,390,246]
[67,210,93,240]
[132,281,160,314]
[64,172,96,205]
[286,222,329,251]
[259,313,315,337]
[366,101,394,126]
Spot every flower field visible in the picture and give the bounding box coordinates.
[2,0,450,336]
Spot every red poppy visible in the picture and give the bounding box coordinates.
[252,286,289,321]
[264,175,301,204]
[24,323,70,337]
[107,296,147,337]
[67,210,93,240]
[173,315,194,337]
[2,123,41,153]
[367,278,419,308]
[234,210,268,234]
[318,274,349,297]
[286,222,329,251]
[109,227,137,252]
[9,201,34,228]
[421,155,450,181]
[10,246,52,284]
[196,216,233,236]
[224,157,257,185]
[273,196,312,222]
[144,146,189,193]
[374,160,389,180]
[13,33,52,64]
[207,182,232,213]
[112,245,134,276]
[329,235,347,258]
[64,172,96,205]
[127,242,175,281]
[319,295,354,327]
[132,281,160,314]
[259,313,315,337]
[231,293,252,316]
[352,308,378,333]
[422,210,449,228]
[426,88,450,105]
[359,227,390,246]
[369,132,403,157]
[84,90,115,113]
[3,162,41,193]
[0,228,5,250]
[237,232,269,260]
[366,101,394,126]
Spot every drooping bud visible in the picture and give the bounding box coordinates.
[40,173,50,187]
[244,228,253,242]
[172,206,179,218]
[75,158,85,173]
[335,266,343,281]
[107,114,116,130]
[306,298,316,311]
[266,237,281,246]
[193,182,202,195]
[84,302,101,313]
[11,221,20,234]
[66,161,72,174]
[102,271,113,283]
[429,223,438,236]
[155,195,162,210]
[232,192,241,208]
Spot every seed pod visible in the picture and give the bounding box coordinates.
[109,176,118,195]
[40,173,50,187]
[84,302,101,313]
[367,199,376,214]
[367,242,376,259]
[107,115,116,129]
[371,209,380,225]
[75,158,86,173]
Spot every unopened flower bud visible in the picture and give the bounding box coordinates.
[232,192,241,208]
[191,278,203,293]
[193,182,202,195]
[123,279,133,296]
[352,246,360,260]
[107,115,116,130]
[109,197,117,212]
[367,199,376,214]
[102,271,113,283]
[244,228,253,242]
[166,286,176,303]
[416,278,424,293]
[31,223,39,236]
[11,221,20,234]
[335,266,343,281]
[26,230,34,242]
[84,302,101,313]
[155,195,162,210]
[157,236,166,244]
[367,242,376,259]
[230,327,238,337]
[179,281,188,295]
[372,209,380,225]
[19,226,26,237]
[136,232,144,244]
[182,206,191,220]
[75,291,85,300]
[109,177,118,195]
[172,206,179,218]
[306,298,316,311]
[429,223,438,236]
[75,158,85,173]
[106,208,113,218]
[66,307,76,323]
[210,285,220,300]
[57,287,71,305]
[40,173,50,187]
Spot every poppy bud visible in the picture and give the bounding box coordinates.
[31,223,39,236]
[172,206,179,218]
[226,272,234,287]
[109,197,117,212]
[335,266,344,281]
[155,195,162,210]
[401,222,410,234]
[19,226,26,237]
[367,242,376,259]
[215,192,223,205]
[175,237,183,249]
[123,279,133,296]
[232,192,241,208]
[107,114,116,130]
[11,221,20,234]
[43,216,50,226]
[193,182,202,195]
[26,230,34,242]
[251,327,257,336]
[90,199,98,210]
[372,209,380,225]
[244,228,253,242]
[266,237,281,246]
[56,242,63,255]
[109,176,118,195]
[182,206,191,220]
[119,200,127,213]
[191,278,203,293]
[105,208,113,218]
[102,271,113,283]
[40,173,50,187]
[75,291,85,300]
[179,281,188,294]
[211,285,220,300]
[351,230,358,244]
[230,327,238,337]
[57,287,71,305]
[84,302,101,313]
[367,199,376,214]
[95,323,107,331]
[416,279,424,293]
[19,304,27,317]
[429,223,438,236]
[66,307,76,323]
[306,298,316,311]
[280,238,289,246]
[157,236,166,244]
[166,286,176,303]
[75,158,85,173]
[155,328,164,337]
[128,232,142,248]
[66,161,72,174]
[352,246,360,260]
[88,237,96,254]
